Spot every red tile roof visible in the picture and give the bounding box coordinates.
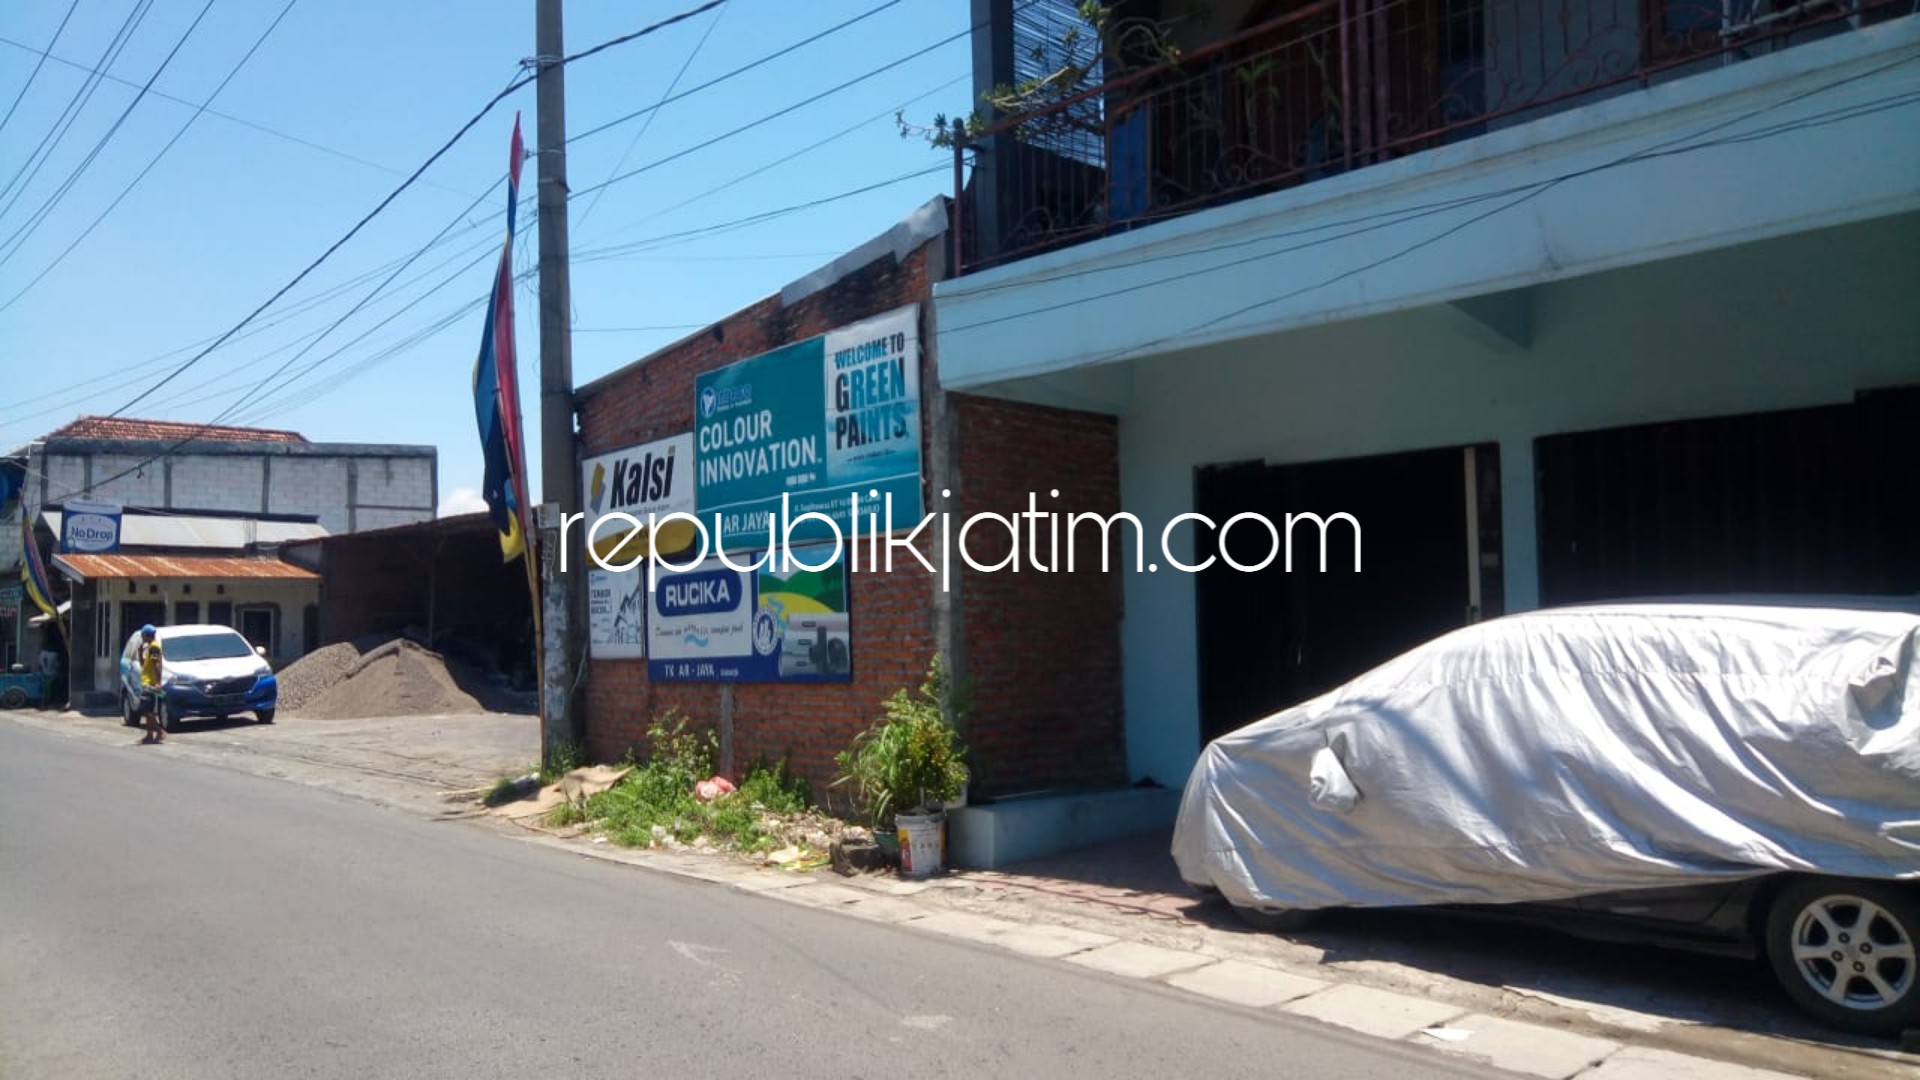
[51,554,319,581]
[45,415,308,444]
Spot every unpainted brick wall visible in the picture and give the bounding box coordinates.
[575,237,1126,802]
[948,393,1128,794]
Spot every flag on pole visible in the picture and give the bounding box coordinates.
[21,509,59,622]
[473,112,532,563]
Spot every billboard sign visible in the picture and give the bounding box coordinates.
[60,500,122,554]
[647,544,850,682]
[579,433,696,567]
[693,304,921,551]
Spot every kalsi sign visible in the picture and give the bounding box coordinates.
[61,499,123,554]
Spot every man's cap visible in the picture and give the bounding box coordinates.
[140,624,156,636]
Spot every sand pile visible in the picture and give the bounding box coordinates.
[280,637,490,719]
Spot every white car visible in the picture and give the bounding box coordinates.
[120,624,278,732]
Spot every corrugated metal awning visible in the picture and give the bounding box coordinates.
[51,554,319,582]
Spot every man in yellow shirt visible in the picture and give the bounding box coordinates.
[136,625,165,744]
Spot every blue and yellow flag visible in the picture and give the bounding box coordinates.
[472,113,530,563]
[21,509,58,621]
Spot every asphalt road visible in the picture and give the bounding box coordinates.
[0,721,1491,1080]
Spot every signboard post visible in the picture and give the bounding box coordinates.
[694,304,922,552]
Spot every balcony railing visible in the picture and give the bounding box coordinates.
[953,0,1906,275]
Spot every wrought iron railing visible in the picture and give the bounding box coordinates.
[953,0,1907,274]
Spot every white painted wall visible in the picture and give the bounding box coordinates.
[1054,210,1919,789]
[89,577,321,690]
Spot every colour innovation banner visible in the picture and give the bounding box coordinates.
[694,304,921,551]
[647,544,850,682]
[60,500,122,554]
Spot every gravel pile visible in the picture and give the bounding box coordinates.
[293,638,489,720]
[273,640,367,713]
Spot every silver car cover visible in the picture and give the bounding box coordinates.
[1171,602,1920,912]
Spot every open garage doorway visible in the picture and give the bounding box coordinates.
[1193,442,1502,743]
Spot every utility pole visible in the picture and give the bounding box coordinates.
[535,0,581,767]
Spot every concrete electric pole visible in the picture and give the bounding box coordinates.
[535,0,582,766]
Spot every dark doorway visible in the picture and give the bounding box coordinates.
[1535,387,1920,605]
[173,601,200,626]
[1194,442,1501,743]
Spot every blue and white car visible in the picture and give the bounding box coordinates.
[120,624,278,732]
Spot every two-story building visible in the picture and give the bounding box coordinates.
[6,416,437,700]
[935,1,1920,797]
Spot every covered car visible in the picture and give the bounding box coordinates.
[1172,600,1920,1034]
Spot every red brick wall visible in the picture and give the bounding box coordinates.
[574,235,1127,805]
[575,245,939,809]
[948,394,1127,794]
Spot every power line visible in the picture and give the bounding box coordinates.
[574,0,728,235]
[0,29,485,201]
[202,180,504,430]
[569,163,949,264]
[0,0,83,137]
[46,2,734,501]
[585,68,970,245]
[98,0,741,425]
[0,196,523,433]
[0,0,231,281]
[563,0,906,147]
[0,0,155,213]
[566,20,975,205]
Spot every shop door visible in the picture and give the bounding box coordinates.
[1195,442,1500,743]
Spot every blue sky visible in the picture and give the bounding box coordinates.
[0,0,974,515]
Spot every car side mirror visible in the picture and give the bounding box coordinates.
[254,645,266,657]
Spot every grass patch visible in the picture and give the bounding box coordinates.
[563,712,815,854]
[482,776,524,807]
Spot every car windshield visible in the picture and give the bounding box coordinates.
[162,632,256,662]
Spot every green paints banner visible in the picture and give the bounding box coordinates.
[694,304,922,551]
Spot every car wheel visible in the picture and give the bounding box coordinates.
[0,686,26,709]
[160,700,182,734]
[255,708,275,724]
[1231,903,1323,933]
[1764,877,1920,1037]
[122,694,139,727]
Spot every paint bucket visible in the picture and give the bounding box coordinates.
[895,810,945,878]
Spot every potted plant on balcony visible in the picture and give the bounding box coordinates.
[834,655,970,878]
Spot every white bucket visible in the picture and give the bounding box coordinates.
[895,811,945,878]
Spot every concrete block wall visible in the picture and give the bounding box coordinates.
[169,456,266,515]
[33,448,433,536]
[267,458,350,527]
[352,455,433,511]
